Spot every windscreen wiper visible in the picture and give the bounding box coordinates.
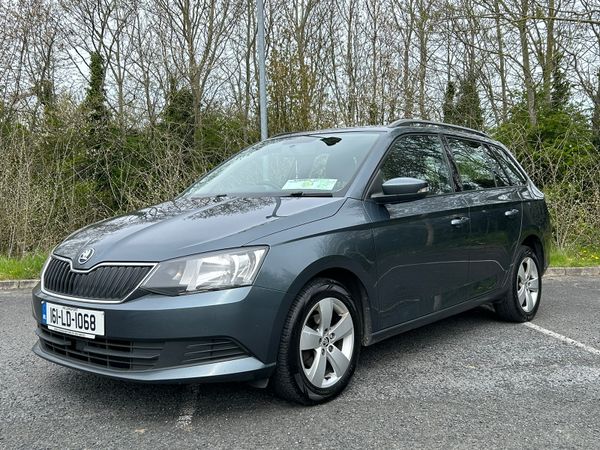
[283,191,333,197]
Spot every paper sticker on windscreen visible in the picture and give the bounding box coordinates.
[282,179,337,191]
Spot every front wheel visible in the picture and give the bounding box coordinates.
[495,245,542,322]
[272,278,361,405]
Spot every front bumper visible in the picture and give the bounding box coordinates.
[31,284,285,383]
[32,341,274,383]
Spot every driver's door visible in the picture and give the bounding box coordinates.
[365,134,471,330]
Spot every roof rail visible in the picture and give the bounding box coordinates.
[270,131,294,138]
[388,119,489,138]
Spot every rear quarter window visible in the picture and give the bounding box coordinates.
[487,144,528,185]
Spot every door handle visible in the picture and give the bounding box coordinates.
[505,208,520,218]
[451,216,470,227]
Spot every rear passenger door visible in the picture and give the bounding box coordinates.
[445,137,523,299]
[366,134,471,330]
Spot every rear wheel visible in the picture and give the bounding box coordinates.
[495,245,542,322]
[272,278,361,405]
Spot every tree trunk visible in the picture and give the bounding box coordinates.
[493,0,508,120]
[543,0,556,105]
[518,0,537,127]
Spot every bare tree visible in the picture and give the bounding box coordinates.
[153,0,241,147]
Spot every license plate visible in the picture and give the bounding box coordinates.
[41,301,105,339]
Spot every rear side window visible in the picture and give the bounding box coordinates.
[487,145,527,185]
[380,135,453,195]
[447,138,509,190]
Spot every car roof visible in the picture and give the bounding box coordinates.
[269,125,391,138]
[268,120,503,147]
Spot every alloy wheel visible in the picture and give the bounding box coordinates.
[299,297,355,388]
[516,256,539,313]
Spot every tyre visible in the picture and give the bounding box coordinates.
[495,245,542,322]
[272,278,361,405]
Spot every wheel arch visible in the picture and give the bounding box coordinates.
[521,234,545,272]
[267,256,377,363]
[314,267,373,346]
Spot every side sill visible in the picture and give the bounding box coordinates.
[367,292,505,346]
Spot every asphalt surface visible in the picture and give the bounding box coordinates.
[1,276,599,449]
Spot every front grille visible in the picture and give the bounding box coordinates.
[182,339,249,365]
[37,325,249,371]
[37,325,162,371]
[43,257,152,301]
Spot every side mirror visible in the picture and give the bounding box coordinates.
[371,177,429,204]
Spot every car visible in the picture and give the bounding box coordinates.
[31,119,551,405]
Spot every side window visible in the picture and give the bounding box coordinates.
[380,135,453,195]
[447,138,508,190]
[488,145,527,185]
[487,150,511,187]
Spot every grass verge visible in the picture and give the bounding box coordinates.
[0,254,47,281]
[549,246,600,267]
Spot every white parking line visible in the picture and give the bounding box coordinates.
[176,385,199,430]
[523,322,600,356]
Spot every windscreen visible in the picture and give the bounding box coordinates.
[182,132,381,197]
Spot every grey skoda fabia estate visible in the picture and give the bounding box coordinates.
[32,120,551,404]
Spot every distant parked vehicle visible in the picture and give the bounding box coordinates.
[32,120,551,404]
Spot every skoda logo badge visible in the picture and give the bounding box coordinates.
[78,248,95,264]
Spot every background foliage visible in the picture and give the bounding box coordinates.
[0,0,599,257]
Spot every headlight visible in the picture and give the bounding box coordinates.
[141,246,268,296]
